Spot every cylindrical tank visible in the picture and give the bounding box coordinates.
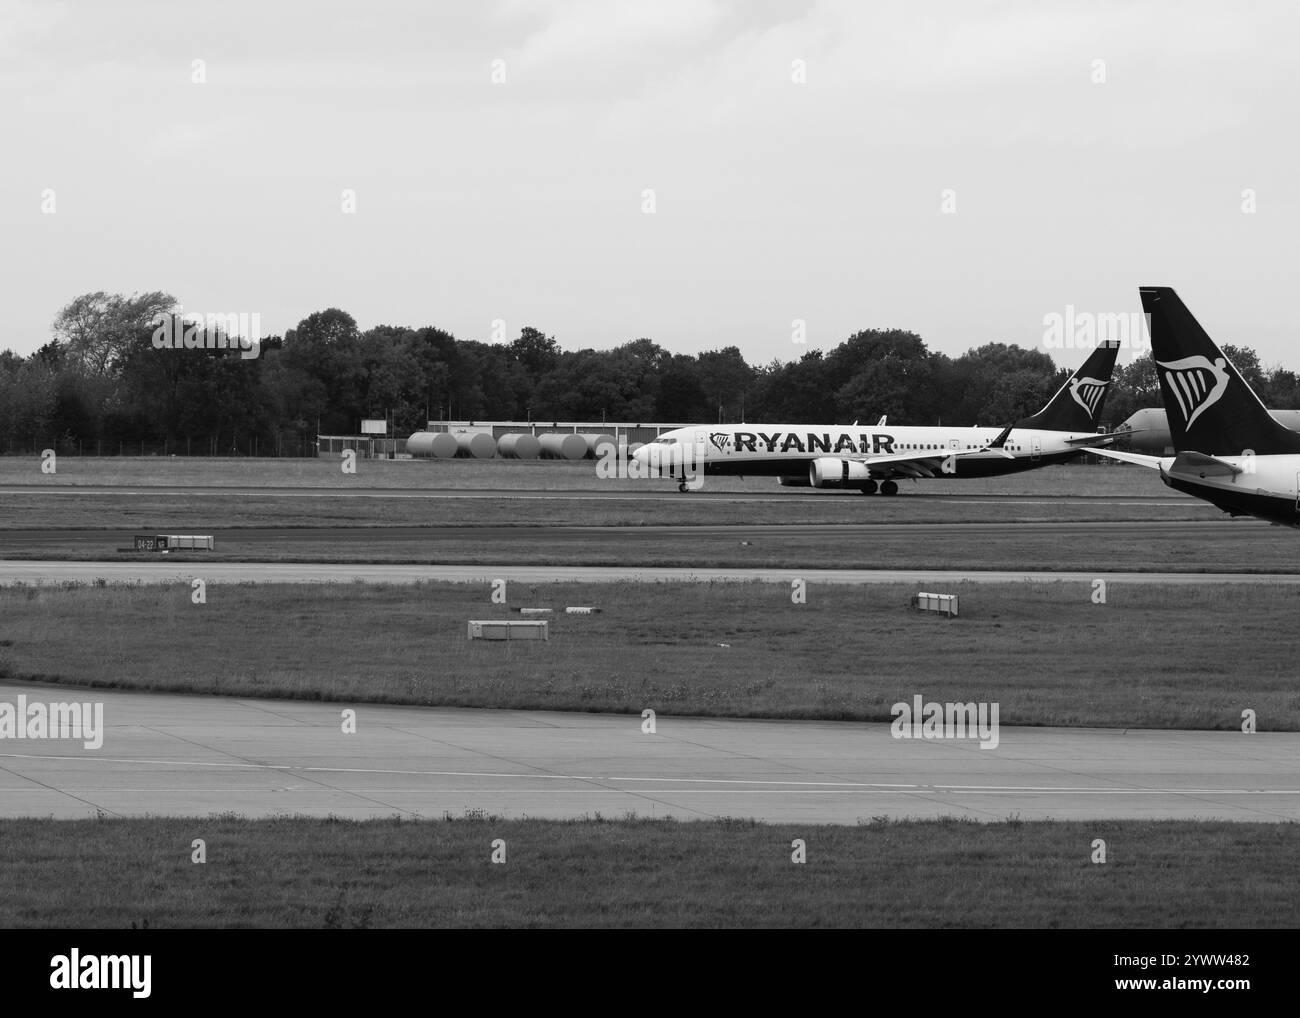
[538,433,588,460]
[497,433,541,459]
[454,432,497,459]
[577,433,618,460]
[407,431,459,458]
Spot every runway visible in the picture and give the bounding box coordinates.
[3,560,1299,585]
[0,519,1262,547]
[1,683,1293,823]
[0,483,1197,506]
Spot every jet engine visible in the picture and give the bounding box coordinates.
[809,458,873,489]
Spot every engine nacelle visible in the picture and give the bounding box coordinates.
[809,457,873,489]
[778,475,811,487]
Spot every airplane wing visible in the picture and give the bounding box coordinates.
[850,443,1003,478]
[1063,430,1127,446]
[838,425,1021,478]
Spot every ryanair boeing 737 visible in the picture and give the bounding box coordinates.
[635,341,1120,493]
[1090,287,1300,525]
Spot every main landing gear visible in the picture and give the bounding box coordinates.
[859,480,898,496]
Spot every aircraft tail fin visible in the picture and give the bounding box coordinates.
[1015,340,1120,432]
[1141,286,1300,456]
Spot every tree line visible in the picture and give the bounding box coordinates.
[3,291,1299,455]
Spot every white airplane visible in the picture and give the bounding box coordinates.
[635,341,1120,494]
[1090,287,1300,525]
[1117,406,1300,455]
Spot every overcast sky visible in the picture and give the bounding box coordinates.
[2,0,1296,370]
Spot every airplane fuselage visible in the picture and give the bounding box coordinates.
[645,424,1102,484]
[1153,453,1300,526]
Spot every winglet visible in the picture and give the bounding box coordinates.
[986,425,1013,449]
[982,425,1017,458]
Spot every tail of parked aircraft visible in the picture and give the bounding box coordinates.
[1142,286,1300,456]
[1015,339,1120,432]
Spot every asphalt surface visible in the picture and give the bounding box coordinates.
[4,561,1299,585]
[2,684,1294,822]
[0,519,1262,547]
[0,484,1197,505]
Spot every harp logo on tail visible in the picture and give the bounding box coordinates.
[1157,356,1229,430]
[1069,377,1109,418]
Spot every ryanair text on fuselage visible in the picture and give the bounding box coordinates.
[721,430,900,454]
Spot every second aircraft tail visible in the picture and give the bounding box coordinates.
[1015,339,1120,432]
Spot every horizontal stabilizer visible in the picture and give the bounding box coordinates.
[1169,451,1243,477]
[1089,448,1164,470]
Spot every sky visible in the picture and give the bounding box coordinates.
[2,0,1297,371]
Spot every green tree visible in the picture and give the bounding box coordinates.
[52,291,176,377]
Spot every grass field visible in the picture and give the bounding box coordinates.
[3,519,1296,572]
[2,579,1296,729]
[0,457,1221,537]
[0,814,1293,928]
[0,454,1160,493]
[0,490,1222,540]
